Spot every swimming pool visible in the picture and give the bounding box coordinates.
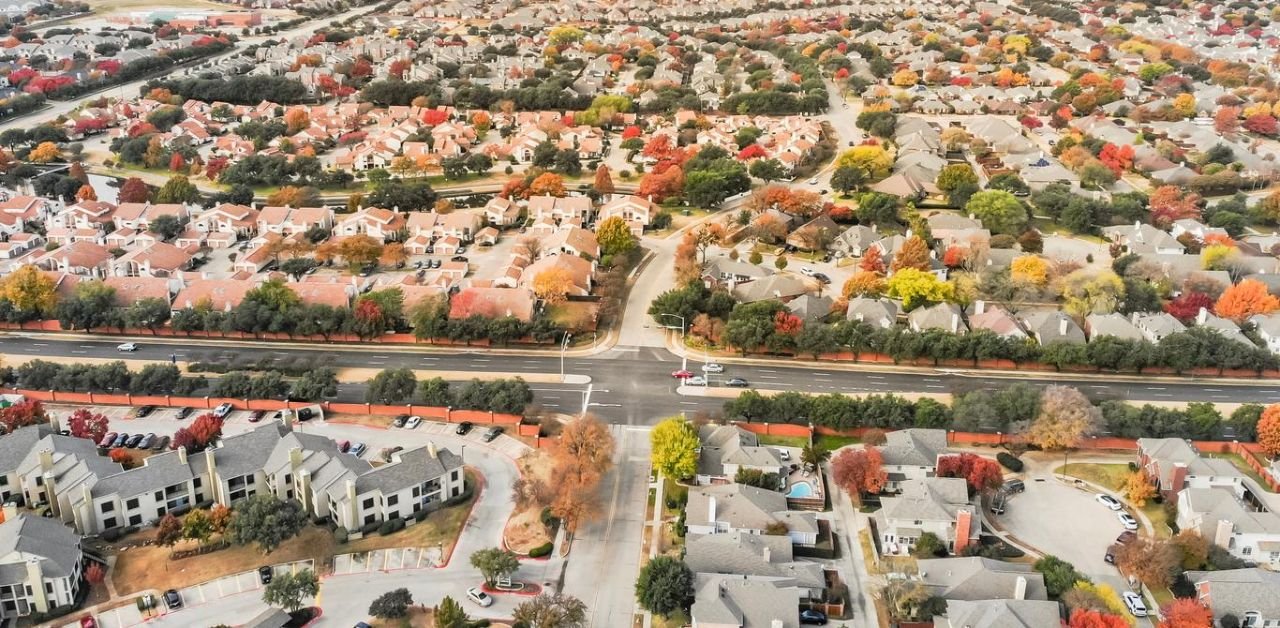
[787,481,815,498]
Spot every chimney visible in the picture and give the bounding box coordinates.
[25,559,49,614]
[954,508,974,554]
[205,448,221,506]
[428,442,438,459]
[345,479,358,529]
[289,446,302,471]
[950,312,960,333]
[1214,519,1234,549]
[177,446,187,465]
[1058,317,1069,336]
[1014,576,1028,600]
[38,449,52,474]
[42,472,57,518]
[708,496,717,525]
[1196,307,1210,325]
[1169,462,1189,497]
[1,502,16,522]
[279,410,293,431]
[762,545,771,563]
[975,300,986,315]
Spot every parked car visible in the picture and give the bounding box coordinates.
[349,443,368,457]
[380,446,404,462]
[111,433,129,448]
[671,369,693,379]
[806,177,819,185]
[296,407,315,421]
[132,405,155,418]
[405,415,422,429]
[990,491,1007,515]
[249,410,266,423]
[481,426,504,442]
[258,566,273,585]
[800,609,828,625]
[1115,531,1137,545]
[1002,479,1025,493]
[174,407,194,420]
[701,363,724,373]
[212,403,234,419]
[726,377,750,387]
[1096,494,1123,511]
[1117,512,1139,530]
[116,343,137,352]
[99,432,118,448]
[466,587,493,607]
[124,434,145,448]
[337,440,351,453]
[392,414,409,428]
[812,272,831,284]
[79,616,96,628]
[151,435,170,452]
[1122,591,1147,617]
[136,433,155,449]
[451,255,468,263]
[163,589,182,610]
[455,421,474,435]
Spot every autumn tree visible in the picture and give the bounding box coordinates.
[936,453,1003,493]
[1149,185,1202,227]
[1115,536,1181,589]
[66,408,110,443]
[965,190,1028,235]
[831,448,887,506]
[0,264,57,316]
[1215,278,1280,322]
[1068,609,1129,628]
[842,271,886,299]
[118,177,150,203]
[549,415,615,533]
[593,164,614,196]
[1024,386,1100,450]
[1122,470,1157,506]
[860,247,886,273]
[886,268,953,310]
[266,185,318,208]
[889,236,931,273]
[596,216,637,256]
[528,172,566,197]
[1010,255,1049,286]
[28,141,61,163]
[1256,404,1280,458]
[1157,598,1213,628]
[532,268,575,305]
[75,184,97,201]
[650,418,699,480]
[156,513,183,555]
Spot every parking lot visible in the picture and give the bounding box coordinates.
[333,546,441,575]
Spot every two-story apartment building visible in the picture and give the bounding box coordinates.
[0,511,86,621]
[1187,568,1280,628]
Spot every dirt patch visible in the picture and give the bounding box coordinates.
[369,606,513,628]
[110,526,336,596]
[504,451,555,553]
[326,413,398,429]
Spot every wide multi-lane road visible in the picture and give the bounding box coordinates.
[2,333,1276,423]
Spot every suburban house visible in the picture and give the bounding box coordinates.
[333,207,407,242]
[846,297,900,329]
[932,599,1063,628]
[879,429,948,493]
[690,574,802,628]
[599,195,658,233]
[1177,482,1280,567]
[684,532,826,599]
[1137,438,1243,500]
[0,511,86,620]
[873,477,979,556]
[695,425,785,486]
[1186,568,1280,628]
[917,556,1048,601]
[684,483,819,546]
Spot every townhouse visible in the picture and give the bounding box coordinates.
[684,483,819,546]
[874,477,979,556]
[0,511,86,621]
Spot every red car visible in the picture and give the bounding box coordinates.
[671,369,694,379]
[80,616,97,628]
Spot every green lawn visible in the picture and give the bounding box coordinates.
[1056,463,1128,491]
[816,434,861,452]
[756,434,811,448]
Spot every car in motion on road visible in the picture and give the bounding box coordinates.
[1117,512,1139,531]
[1122,591,1147,617]
[686,375,708,386]
[455,421,474,435]
[671,369,693,379]
[116,342,138,352]
[702,363,724,373]
[466,587,493,607]
[481,426,504,442]
[1096,494,1123,511]
[726,377,750,388]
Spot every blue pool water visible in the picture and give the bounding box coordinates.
[787,481,815,498]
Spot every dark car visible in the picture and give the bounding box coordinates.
[1002,479,1025,493]
[258,566,273,585]
[125,434,145,448]
[800,609,828,625]
[1115,530,1137,545]
[99,432,118,448]
[163,589,182,610]
[812,272,831,284]
[455,421,474,435]
[111,433,130,448]
[174,407,194,420]
[392,414,409,428]
[133,405,155,418]
[451,255,468,263]
[726,377,750,387]
[151,435,170,452]
[136,433,155,449]
[1105,544,1119,564]
[481,426,504,442]
[249,410,266,423]
[296,407,315,421]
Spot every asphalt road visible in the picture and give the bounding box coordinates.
[4,333,1278,423]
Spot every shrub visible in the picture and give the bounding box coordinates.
[334,527,348,544]
[997,452,1023,472]
[528,542,553,558]
[378,518,404,536]
[101,528,121,542]
[360,521,380,535]
[1127,461,1138,472]
[414,509,429,522]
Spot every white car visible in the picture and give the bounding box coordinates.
[1117,512,1139,531]
[466,587,493,607]
[686,376,708,386]
[405,415,422,429]
[212,402,234,418]
[117,342,138,352]
[702,363,724,373]
[1096,494,1123,511]
[807,177,819,185]
[1122,591,1147,617]
[777,448,791,461]
[799,267,816,277]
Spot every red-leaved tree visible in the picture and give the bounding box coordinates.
[831,449,886,506]
[1068,609,1129,628]
[67,408,110,443]
[0,400,47,433]
[936,453,1004,493]
[1164,292,1215,322]
[1157,598,1213,628]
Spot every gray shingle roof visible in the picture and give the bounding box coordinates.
[879,429,948,468]
[91,449,194,499]
[1186,568,1280,621]
[686,483,817,535]
[356,445,461,495]
[880,477,972,523]
[684,532,825,591]
[0,515,81,582]
[934,599,1062,628]
[692,574,801,628]
[917,557,1047,601]
[697,425,782,478]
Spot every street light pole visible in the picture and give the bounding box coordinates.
[658,313,687,371]
[559,332,572,382]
